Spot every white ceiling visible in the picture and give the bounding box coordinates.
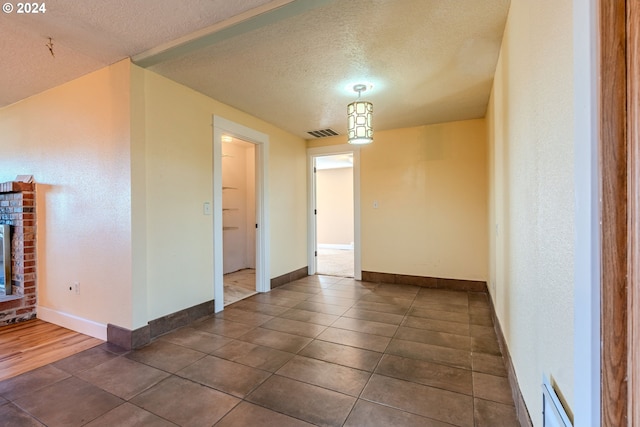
[1,0,510,140]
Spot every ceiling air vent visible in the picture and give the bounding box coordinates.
[307,128,339,138]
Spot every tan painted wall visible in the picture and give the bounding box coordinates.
[0,59,308,333]
[316,167,354,246]
[130,62,149,329]
[141,68,307,321]
[0,60,134,330]
[309,119,488,281]
[487,0,575,423]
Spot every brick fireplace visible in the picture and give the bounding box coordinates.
[0,181,36,325]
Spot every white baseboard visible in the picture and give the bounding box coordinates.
[37,306,107,341]
[318,243,354,250]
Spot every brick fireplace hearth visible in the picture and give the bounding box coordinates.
[0,181,36,325]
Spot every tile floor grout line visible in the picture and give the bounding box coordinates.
[290,282,372,427]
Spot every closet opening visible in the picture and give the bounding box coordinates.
[213,115,270,314]
[221,137,257,305]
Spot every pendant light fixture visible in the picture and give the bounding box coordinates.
[347,84,373,145]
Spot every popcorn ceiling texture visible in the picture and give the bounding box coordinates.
[1,0,511,140]
[150,0,510,139]
[0,0,273,107]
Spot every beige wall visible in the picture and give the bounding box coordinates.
[0,59,308,334]
[141,67,307,322]
[130,62,149,329]
[316,167,354,246]
[0,60,134,332]
[487,0,575,424]
[309,119,488,281]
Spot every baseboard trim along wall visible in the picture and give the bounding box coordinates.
[38,305,108,341]
[488,295,534,426]
[102,266,533,425]
[270,266,308,288]
[107,266,310,350]
[107,300,214,350]
[361,271,487,292]
[363,270,531,423]
[318,243,354,250]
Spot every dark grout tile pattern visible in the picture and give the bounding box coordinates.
[276,355,371,397]
[0,276,520,426]
[130,376,239,426]
[83,402,178,427]
[14,376,124,426]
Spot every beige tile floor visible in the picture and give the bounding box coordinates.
[224,268,256,306]
[0,275,520,426]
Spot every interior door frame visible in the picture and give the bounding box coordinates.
[213,116,270,313]
[307,144,361,280]
[627,1,640,423]
[599,0,640,425]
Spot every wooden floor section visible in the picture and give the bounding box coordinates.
[0,319,103,381]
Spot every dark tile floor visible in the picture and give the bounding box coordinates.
[0,275,520,426]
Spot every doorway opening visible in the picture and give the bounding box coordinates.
[307,144,361,280]
[213,116,270,313]
[222,137,257,305]
[315,154,354,277]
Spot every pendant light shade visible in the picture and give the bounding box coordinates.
[347,84,373,145]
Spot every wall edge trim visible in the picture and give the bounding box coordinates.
[107,299,214,350]
[271,266,308,288]
[361,271,487,292]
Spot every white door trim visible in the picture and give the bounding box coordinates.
[307,144,361,280]
[213,116,270,313]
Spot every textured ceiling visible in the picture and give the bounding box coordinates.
[1,0,510,139]
[0,0,275,107]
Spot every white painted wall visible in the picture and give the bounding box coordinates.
[487,1,575,424]
[222,140,256,274]
[245,144,257,269]
[316,167,354,246]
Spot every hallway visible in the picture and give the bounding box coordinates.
[0,275,518,426]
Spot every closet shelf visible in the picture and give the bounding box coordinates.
[223,208,239,211]
[223,226,239,231]
[222,186,238,190]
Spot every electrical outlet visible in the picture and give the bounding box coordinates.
[74,282,80,294]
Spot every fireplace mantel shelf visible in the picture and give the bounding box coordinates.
[0,181,34,194]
